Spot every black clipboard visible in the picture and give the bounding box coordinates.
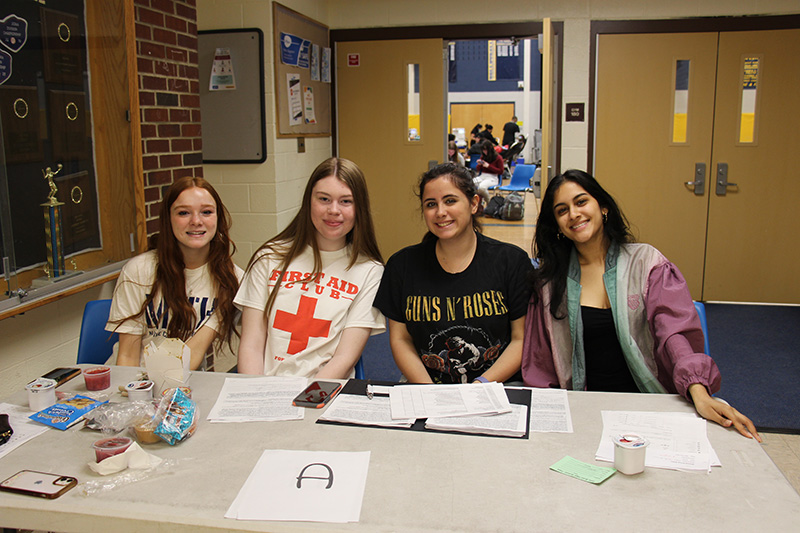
[317,379,532,440]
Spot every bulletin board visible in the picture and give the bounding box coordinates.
[273,2,331,137]
[198,28,267,163]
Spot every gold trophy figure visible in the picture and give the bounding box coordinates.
[42,164,63,206]
[40,164,66,278]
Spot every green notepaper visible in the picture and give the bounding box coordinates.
[550,456,616,484]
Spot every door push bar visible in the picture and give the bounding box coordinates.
[715,163,738,196]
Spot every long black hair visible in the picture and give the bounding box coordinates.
[531,169,633,318]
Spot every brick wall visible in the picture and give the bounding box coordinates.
[134,0,202,235]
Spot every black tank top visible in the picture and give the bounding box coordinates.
[581,306,639,393]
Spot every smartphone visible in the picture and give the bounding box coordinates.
[0,470,77,499]
[38,367,81,386]
[292,381,342,408]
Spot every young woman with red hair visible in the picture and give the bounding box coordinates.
[107,176,242,370]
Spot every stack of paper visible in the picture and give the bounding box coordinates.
[319,394,414,428]
[425,404,528,437]
[207,377,307,422]
[389,382,511,420]
[595,410,720,472]
[0,403,49,459]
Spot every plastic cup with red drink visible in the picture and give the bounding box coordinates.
[83,366,111,391]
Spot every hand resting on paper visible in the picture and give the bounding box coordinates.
[688,383,761,442]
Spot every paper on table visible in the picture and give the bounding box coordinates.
[225,450,370,522]
[207,376,307,422]
[596,411,718,472]
[0,403,49,460]
[529,387,573,433]
[319,394,414,428]
[425,404,528,437]
[550,456,616,484]
[389,382,511,420]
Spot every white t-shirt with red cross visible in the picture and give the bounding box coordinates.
[234,244,385,377]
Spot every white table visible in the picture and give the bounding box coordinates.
[1,366,798,532]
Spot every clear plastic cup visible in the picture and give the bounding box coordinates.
[83,366,111,391]
[92,436,133,462]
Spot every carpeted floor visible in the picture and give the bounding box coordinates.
[705,303,800,433]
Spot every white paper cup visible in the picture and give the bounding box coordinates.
[613,433,649,475]
[26,378,57,412]
[125,380,154,401]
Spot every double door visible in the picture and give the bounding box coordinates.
[595,29,800,303]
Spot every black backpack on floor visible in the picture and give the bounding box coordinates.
[483,195,505,218]
[500,192,525,221]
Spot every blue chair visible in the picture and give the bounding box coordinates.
[354,358,365,380]
[693,301,711,355]
[492,163,537,193]
[76,299,119,364]
[468,156,480,170]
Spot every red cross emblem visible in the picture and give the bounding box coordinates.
[273,295,332,354]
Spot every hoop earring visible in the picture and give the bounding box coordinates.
[602,212,608,223]
[557,232,564,240]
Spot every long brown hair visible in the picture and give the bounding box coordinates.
[113,177,239,348]
[247,157,383,320]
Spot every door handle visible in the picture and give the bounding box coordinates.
[684,163,706,195]
[715,163,738,195]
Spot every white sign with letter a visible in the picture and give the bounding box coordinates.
[225,449,370,522]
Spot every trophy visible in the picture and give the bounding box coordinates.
[40,164,66,279]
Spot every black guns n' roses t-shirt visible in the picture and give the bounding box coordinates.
[375,233,532,383]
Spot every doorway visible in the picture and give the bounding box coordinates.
[332,23,560,257]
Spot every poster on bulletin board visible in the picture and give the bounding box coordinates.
[198,28,266,163]
[273,3,331,137]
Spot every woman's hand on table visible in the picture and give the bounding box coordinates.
[688,383,762,442]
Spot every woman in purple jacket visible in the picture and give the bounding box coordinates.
[522,170,760,441]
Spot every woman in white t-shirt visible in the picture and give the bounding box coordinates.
[235,158,385,379]
[107,177,242,370]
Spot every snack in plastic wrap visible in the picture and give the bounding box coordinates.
[154,387,197,445]
[84,401,156,434]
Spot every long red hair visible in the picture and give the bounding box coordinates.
[116,177,239,348]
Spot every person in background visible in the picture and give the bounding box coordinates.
[479,124,498,145]
[502,116,520,147]
[522,169,761,441]
[236,158,385,379]
[107,177,243,371]
[448,140,465,167]
[469,123,483,147]
[375,163,532,384]
[473,140,504,203]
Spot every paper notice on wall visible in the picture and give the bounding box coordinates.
[303,86,316,124]
[321,47,331,83]
[287,73,302,126]
[280,32,310,69]
[209,47,236,90]
[310,43,320,81]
